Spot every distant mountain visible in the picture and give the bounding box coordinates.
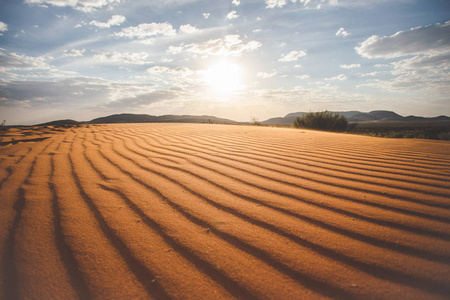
[262,110,450,125]
[34,111,450,127]
[262,116,298,125]
[89,113,239,125]
[346,110,406,122]
[37,119,82,126]
[90,114,158,124]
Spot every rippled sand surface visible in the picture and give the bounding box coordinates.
[1,123,449,299]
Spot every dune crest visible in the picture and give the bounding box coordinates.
[1,123,449,299]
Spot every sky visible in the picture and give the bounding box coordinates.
[0,0,449,125]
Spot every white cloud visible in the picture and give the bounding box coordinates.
[278,50,306,62]
[355,21,450,95]
[297,74,310,79]
[179,24,199,34]
[90,15,125,28]
[265,0,393,9]
[63,49,85,57]
[0,49,50,71]
[175,35,261,57]
[326,74,347,80]
[356,21,450,59]
[257,71,277,78]
[203,13,210,19]
[0,22,8,34]
[232,0,240,5]
[361,67,450,95]
[340,64,360,69]
[94,52,152,65]
[25,0,121,13]
[299,0,312,6]
[167,46,184,55]
[266,0,287,8]
[392,68,449,90]
[376,53,450,93]
[328,0,338,6]
[227,11,239,20]
[336,27,350,37]
[115,22,176,39]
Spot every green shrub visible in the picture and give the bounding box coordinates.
[293,111,349,132]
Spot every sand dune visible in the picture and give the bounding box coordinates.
[1,123,449,299]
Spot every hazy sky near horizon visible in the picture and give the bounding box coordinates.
[0,0,449,124]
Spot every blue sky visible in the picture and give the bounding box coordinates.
[0,0,449,125]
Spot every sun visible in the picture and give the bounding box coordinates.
[206,62,242,93]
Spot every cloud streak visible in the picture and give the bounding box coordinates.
[25,0,121,13]
[341,64,360,69]
[326,74,348,81]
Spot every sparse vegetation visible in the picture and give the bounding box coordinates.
[251,116,261,126]
[292,111,351,132]
[351,126,450,140]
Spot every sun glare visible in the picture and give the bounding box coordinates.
[207,62,242,93]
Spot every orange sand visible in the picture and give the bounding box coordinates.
[0,123,449,299]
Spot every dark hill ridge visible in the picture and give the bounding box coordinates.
[366,110,404,120]
[37,119,83,126]
[89,113,239,125]
[90,113,157,124]
[262,110,450,125]
[35,114,238,126]
[34,111,449,127]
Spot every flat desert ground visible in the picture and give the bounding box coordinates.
[0,123,449,300]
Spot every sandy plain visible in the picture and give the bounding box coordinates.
[0,123,449,299]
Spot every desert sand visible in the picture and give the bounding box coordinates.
[0,123,449,299]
